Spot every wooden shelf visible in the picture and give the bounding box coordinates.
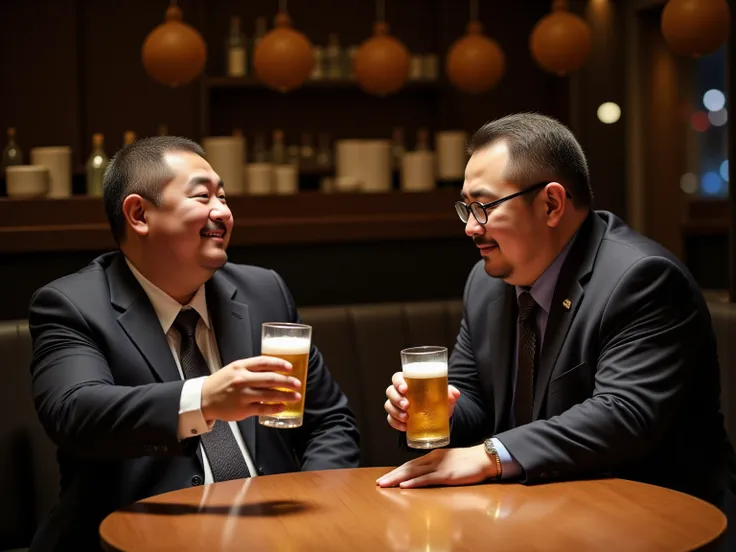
[204,76,442,91]
[0,188,464,253]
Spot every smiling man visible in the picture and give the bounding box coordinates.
[28,136,359,551]
[379,113,735,538]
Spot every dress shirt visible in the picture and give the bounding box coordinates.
[491,236,576,479]
[126,259,258,482]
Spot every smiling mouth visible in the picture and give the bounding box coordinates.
[200,230,225,239]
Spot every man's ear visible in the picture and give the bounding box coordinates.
[542,182,567,227]
[122,194,150,237]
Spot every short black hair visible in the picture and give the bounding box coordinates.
[468,112,593,208]
[102,136,205,244]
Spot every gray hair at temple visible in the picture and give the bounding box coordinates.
[102,136,205,244]
[468,112,593,208]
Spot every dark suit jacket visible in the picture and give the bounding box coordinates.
[449,210,735,504]
[28,252,360,551]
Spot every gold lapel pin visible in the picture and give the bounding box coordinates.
[562,299,572,310]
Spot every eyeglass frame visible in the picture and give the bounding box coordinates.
[454,181,571,225]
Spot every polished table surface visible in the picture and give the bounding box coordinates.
[100,467,726,551]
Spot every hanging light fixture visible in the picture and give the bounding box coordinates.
[446,0,505,94]
[141,0,207,87]
[354,0,411,96]
[253,0,315,92]
[661,0,731,57]
[529,0,592,76]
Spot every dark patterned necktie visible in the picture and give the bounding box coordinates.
[173,308,250,481]
[514,291,538,427]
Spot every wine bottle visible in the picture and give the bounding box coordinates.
[86,133,109,197]
[226,16,247,78]
[123,130,137,146]
[1,127,24,176]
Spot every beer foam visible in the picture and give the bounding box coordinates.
[262,336,311,355]
[402,361,448,379]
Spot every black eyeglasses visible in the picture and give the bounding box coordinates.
[454,181,567,225]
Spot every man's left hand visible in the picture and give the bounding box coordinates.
[376,445,498,488]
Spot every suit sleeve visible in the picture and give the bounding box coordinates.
[270,271,361,469]
[29,285,198,460]
[495,256,700,483]
[448,263,493,446]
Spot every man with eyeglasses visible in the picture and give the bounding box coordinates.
[378,113,735,540]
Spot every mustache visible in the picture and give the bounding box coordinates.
[201,221,227,235]
[473,237,497,247]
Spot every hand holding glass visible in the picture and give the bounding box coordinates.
[401,346,450,449]
[259,322,311,429]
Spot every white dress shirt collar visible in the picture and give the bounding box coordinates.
[124,258,210,333]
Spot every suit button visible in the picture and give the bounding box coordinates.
[539,472,548,478]
[257,466,265,475]
[191,475,203,486]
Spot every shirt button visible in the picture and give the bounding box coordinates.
[191,475,203,486]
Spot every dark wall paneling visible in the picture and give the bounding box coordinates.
[0,1,81,166]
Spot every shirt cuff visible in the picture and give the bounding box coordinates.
[177,376,214,440]
[491,437,523,480]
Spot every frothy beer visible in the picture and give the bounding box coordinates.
[403,361,450,448]
[262,336,310,423]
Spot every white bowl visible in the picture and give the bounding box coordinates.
[6,165,50,198]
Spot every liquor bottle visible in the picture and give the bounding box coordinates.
[123,130,137,146]
[324,33,344,80]
[391,127,405,171]
[86,133,109,197]
[1,127,23,176]
[416,128,430,151]
[271,129,286,165]
[226,16,247,78]
[250,16,268,74]
[252,132,268,163]
[315,132,333,169]
[232,128,248,160]
[300,132,315,170]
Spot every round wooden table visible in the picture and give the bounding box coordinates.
[100,467,726,551]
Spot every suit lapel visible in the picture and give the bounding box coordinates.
[108,254,181,383]
[488,285,517,433]
[206,273,257,460]
[533,212,607,419]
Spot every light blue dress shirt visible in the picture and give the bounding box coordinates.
[491,236,576,479]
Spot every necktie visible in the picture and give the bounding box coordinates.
[173,309,251,481]
[514,291,538,427]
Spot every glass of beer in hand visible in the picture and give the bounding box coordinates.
[259,322,312,429]
[401,346,450,449]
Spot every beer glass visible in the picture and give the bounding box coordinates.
[259,322,311,429]
[401,346,450,449]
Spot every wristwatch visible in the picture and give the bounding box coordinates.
[484,438,502,480]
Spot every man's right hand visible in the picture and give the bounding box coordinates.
[384,372,461,432]
[201,356,302,422]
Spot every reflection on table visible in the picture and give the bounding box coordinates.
[100,467,726,552]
